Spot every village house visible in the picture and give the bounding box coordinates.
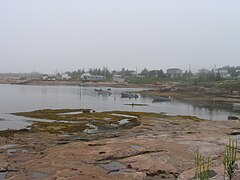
[198,69,210,74]
[215,68,231,78]
[61,73,71,80]
[42,74,49,80]
[236,70,240,79]
[166,68,182,77]
[42,74,56,81]
[81,73,105,81]
[113,75,125,83]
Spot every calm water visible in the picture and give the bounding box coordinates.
[0,84,239,130]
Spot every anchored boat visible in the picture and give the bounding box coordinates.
[121,92,138,99]
[152,96,172,102]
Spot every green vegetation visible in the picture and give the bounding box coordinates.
[218,80,240,91]
[30,122,87,134]
[12,109,143,135]
[5,109,205,137]
[0,129,28,138]
[224,139,238,180]
[193,139,239,180]
[175,115,204,122]
[194,148,212,180]
[13,109,90,121]
[126,76,167,84]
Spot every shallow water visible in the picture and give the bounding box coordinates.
[0,84,240,130]
[0,172,7,179]
[31,172,48,178]
[99,161,134,174]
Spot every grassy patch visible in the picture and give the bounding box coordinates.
[11,109,145,134]
[30,122,87,134]
[174,115,204,122]
[217,80,240,90]
[126,77,167,84]
[9,109,205,135]
[0,129,29,138]
[13,109,92,121]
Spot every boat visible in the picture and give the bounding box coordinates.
[79,83,87,87]
[121,92,138,99]
[152,96,172,102]
[94,88,103,92]
[98,90,112,95]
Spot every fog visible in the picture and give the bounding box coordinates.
[0,0,240,73]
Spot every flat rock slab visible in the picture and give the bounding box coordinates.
[1,112,240,179]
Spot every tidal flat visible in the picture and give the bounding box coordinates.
[0,109,240,179]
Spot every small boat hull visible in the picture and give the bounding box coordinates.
[152,96,172,102]
[98,91,112,95]
[94,88,102,92]
[121,92,138,99]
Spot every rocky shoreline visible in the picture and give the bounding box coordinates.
[1,79,153,88]
[0,109,240,179]
[138,82,240,105]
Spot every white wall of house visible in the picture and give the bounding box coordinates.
[215,69,231,78]
[42,75,48,80]
[166,68,182,77]
[81,73,105,81]
[61,74,71,80]
[113,75,125,83]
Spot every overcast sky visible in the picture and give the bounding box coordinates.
[0,0,240,73]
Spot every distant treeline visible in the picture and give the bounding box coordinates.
[1,65,240,82]
[0,72,42,79]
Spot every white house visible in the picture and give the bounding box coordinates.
[61,73,71,80]
[166,68,182,77]
[81,73,105,81]
[236,70,240,79]
[198,69,210,74]
[42,74,49,80]
[113,75,125,83]
[215,68,231,78]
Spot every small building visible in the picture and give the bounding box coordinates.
[236,70,240,79]
[166,68,182,77]
[215,68,231,78]
[42,74,49,80]
[198,69,210,74]
[113,75,125,83]
[61,73,71,80]
[129,71,138,76]
[81,73,105,81]
[42,74,56,81]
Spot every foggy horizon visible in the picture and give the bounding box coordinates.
[1,0,240,73]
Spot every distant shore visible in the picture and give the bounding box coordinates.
[138,84,240,104]
[0,79,154,88]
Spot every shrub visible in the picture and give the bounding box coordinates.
[194,148,211,180]
[224,139,238,180]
